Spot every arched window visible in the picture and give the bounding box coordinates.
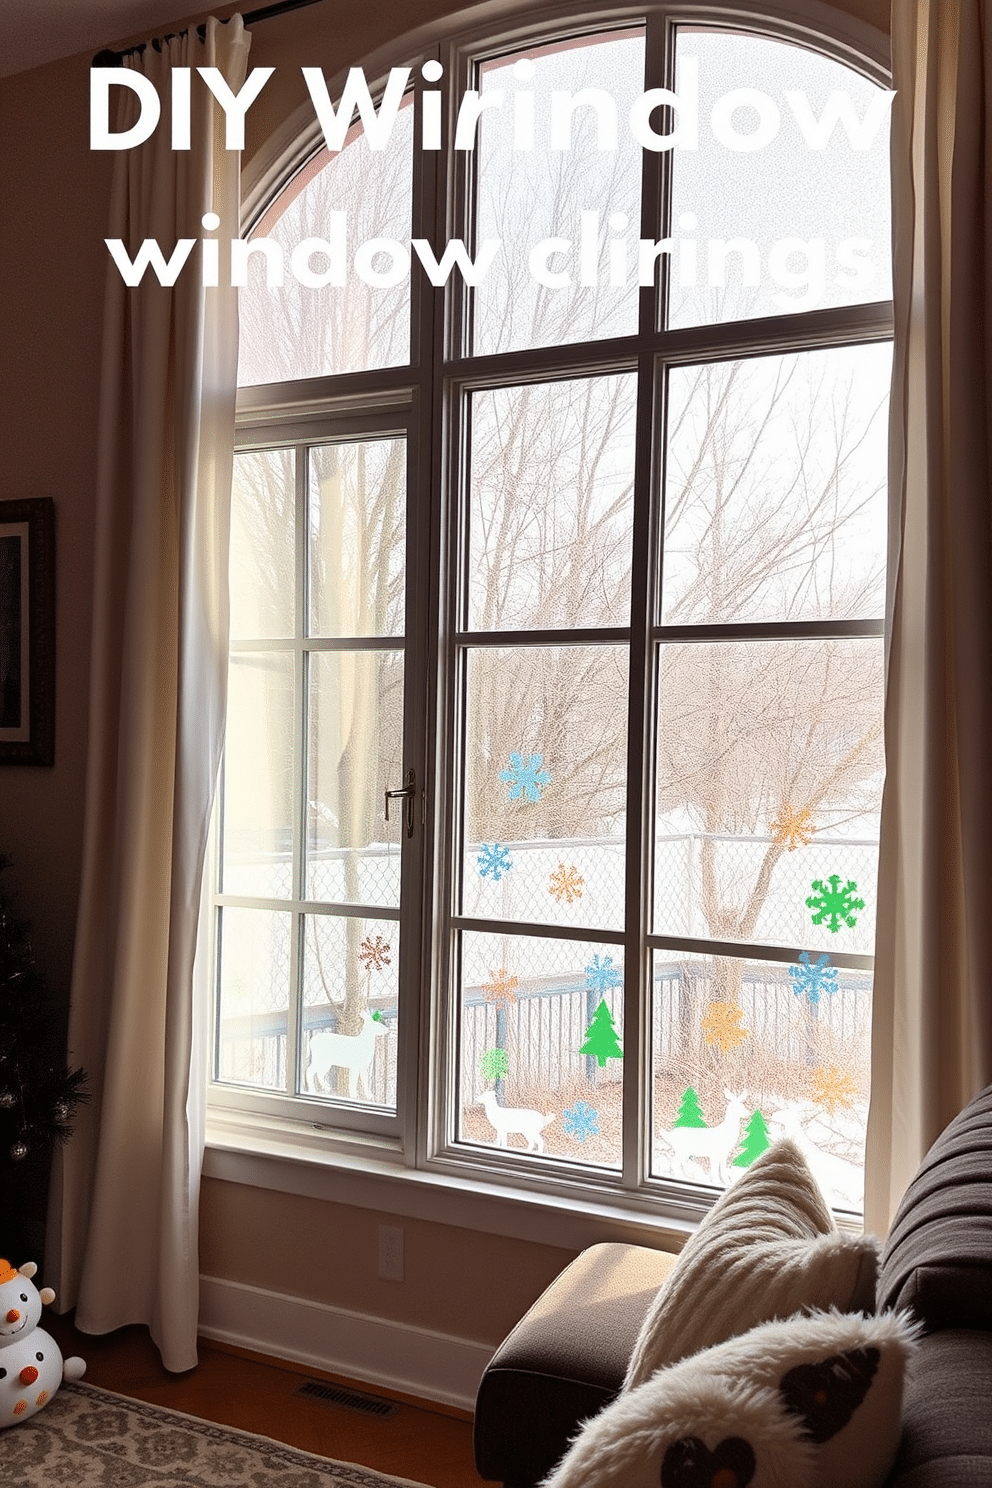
[212,2,892,1219]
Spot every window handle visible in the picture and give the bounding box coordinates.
[384,768,416,838]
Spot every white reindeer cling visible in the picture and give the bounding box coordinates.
[479,1091,555,1153]
[769,1099,864,1211]
[307,1009,390,1101]
[658,1089,749,1185]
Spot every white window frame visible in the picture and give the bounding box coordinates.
[205,0,893,1247]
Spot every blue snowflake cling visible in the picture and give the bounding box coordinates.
[806,874,865,933]
[585,954,622,993]
[563,1101,600,1143]
[477,843,513,881]
[499,752,551,804]
[788,951,839,1005]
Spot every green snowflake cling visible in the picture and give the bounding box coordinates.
[806,874,864,933]
[499,752,551,803]
[480,1047,509,1082]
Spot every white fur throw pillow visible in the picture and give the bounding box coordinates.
[624,1139,879,1390]
[544,1309,919,1488]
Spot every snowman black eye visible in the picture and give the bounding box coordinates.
[0,1369,6,1379]
[19,1294,27,1302]
[35,1351,43,1361]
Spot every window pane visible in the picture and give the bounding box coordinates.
[238,103,413,385]
[231,449,295,640]
[662,345,890,626]
[306,650,403,906]
[473,31,645,354]
[458,929,623,1168]
[301,915,399,1110]
[667,30,892,328]
[462,646,628,931]
[309,440,406,638]
[215,907,292,1090]
[222,653,294,897]
[654,638,883,953]
[468,376,636,631]
[651,947,869,1210]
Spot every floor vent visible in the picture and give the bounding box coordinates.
[295,1380,399,1417]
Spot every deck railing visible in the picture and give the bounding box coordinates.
[217,961,871,1108]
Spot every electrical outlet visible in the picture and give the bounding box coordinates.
[378,1223,404,1282]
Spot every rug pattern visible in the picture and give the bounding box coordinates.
[1,1380,431,1488]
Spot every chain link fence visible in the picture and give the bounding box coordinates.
[215,833,876,1113]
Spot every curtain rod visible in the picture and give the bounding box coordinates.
[92,0,323,66]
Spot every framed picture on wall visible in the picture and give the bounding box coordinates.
[0,498,55,765]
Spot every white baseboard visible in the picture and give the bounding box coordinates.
[198,1274,493,1413]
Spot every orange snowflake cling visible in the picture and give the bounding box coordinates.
[701,1000,749,1052]
[769,804,816,850]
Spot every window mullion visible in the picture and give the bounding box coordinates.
[621,345,663,1192]
[413,43,459,1166]
[396,420,432,1160]
[286,441,308,1100]
[644,6,674,336]
[618,7,671,1193]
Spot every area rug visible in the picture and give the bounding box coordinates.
[1,1380,433,1488]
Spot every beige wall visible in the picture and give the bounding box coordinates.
[0,56,110,1007]
[200,1181,576,1343]
[0,0,890,1348]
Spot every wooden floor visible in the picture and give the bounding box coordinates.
[45,1312,492,1488]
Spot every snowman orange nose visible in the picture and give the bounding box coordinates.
[19,1366,38,1385]
[5,1309,19,1323]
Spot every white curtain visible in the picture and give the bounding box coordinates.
[46,16,250,1371]
[866,0,992,1234]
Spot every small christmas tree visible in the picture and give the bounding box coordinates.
[480,1047,509,1083]
[579,999,623,1067]
[673,1086,707,1128]
[0,856,87,1183]
[732,1109,771,1168]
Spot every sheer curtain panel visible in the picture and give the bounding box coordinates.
[867,0,992,1234]
[46,16,250,1371]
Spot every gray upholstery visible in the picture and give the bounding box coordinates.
[885,1331,992,1486]
[878,1082,992,1332]
[876,1084,992,1485]
[473,1242,677,1487]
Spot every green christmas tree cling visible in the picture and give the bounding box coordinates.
[732,1109,771,1168]
[673,1086,707,1128]
[579,1000,623,1068]
[480,1047,509,1083]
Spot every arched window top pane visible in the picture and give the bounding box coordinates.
[473,28,646,355]
[668,28,892,327]
[238,100,413,387]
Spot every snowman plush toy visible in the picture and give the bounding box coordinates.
[0,1258,85,1426]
